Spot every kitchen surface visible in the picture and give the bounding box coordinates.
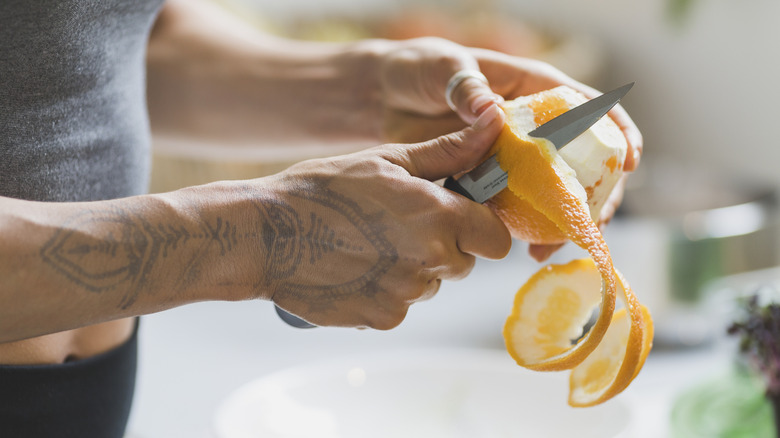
[125,196,780,437]
[127,240,776,437]
[128,0,780,436]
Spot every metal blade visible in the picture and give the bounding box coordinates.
[275,305,317,328]
[443,155,506,204]
[443,82,633,203]
[528,82,633,149]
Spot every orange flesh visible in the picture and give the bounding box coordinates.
[584,176,604,201]
[498,89,652,406]
[533,286,583,357]
[530,94,569,125]
[605,155,621,173]
[504,258,603,369]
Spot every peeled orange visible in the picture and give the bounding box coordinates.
[486,86,627,245]
[494,86,653,407]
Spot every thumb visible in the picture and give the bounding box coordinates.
[385,103,505,181]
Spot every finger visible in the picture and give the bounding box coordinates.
[415,242,477,282]
[528,242,565,262]
[383,104,505,181]
[362,304,410,331]
[619,116,643,172]
[449,195,512,260]
[415,278,443,303]
[447,72,504,125]
[390,274,447,305]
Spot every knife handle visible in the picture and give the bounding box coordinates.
[275,305,317,329]
[443,176,476,202]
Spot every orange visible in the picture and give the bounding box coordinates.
[485,87,627,245]
[568,302,654,407]
[494,88,652,407]
[503,259,652,407]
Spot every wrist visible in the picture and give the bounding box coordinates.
[250,37,392,143]
[159,181,276,303]
[328,38,393,142]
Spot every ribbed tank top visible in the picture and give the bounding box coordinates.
[0,0,164,202]
[0,2,162,436]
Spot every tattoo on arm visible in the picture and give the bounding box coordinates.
[40,205,239,309]
[257,181,398,313]
[40,180,398,314]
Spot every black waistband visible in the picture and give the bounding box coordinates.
[0,319,139,438]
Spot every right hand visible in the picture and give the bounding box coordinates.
[0,105,506,342]
[262,104,510,329]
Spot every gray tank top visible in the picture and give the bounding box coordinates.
[0,3,163,435]
[0,0,164,202]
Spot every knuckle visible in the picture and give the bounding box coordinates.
[416,278,442,302]
[441,198,467,218]
[369,307,408,331]
[422,239,451,268]
[452,255,476,280]
[438,132,465,156]
[409,35,452,49]
[393,277,425,301]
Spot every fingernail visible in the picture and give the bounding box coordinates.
[472,103,500,131]
[630,148,641,171]
[470,94,503,117]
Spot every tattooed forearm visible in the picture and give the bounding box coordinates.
[256,200,305,281]
[40,204,239,309]
[39,179,399,314]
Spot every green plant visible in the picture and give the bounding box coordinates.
[728,295,780,437]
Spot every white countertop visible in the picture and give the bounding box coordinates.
[126,242,736,438]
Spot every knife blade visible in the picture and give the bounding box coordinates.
[275,305,317,329]
[443,82,633,204]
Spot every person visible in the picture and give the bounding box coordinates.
[0,0,642,436]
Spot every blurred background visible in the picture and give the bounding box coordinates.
[151,0,780,191]
[132,0,780,437]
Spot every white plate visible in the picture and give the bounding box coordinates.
[214,348,630,438]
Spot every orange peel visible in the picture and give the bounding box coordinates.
[494,87,653,407]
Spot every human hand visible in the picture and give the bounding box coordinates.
[378,37,501,143]
[376,41,642,263]
[471,48,643,172]
[377,39,642,173]
[263,105,510,328]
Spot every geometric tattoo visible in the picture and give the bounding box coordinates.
[256,181,398,313]
[40,179,399,313]
[40,205,239,309]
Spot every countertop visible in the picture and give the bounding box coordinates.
[126,240,738,438]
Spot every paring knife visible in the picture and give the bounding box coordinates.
[443,82,634,204]
[277,82,633,329]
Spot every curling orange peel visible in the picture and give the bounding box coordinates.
[493,87,653,407]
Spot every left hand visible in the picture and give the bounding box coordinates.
[378,37,502,144]
[378,38,642,172]
[376,38,643,262]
